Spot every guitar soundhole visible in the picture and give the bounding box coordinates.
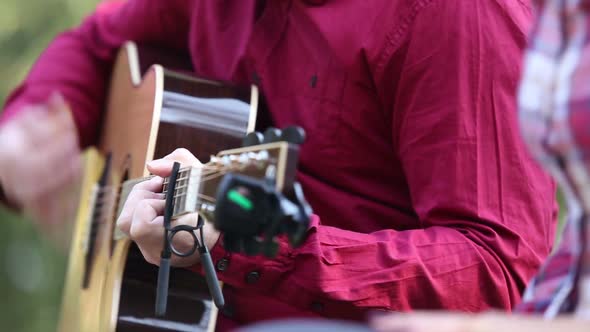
[117,245,214,332]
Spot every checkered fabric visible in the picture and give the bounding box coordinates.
[517,0,590,319]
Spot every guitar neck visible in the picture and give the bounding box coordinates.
[115,141,296,233]
[117,166,198,220]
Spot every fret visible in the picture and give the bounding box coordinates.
[171,166,202,218]
[117,176,154,219]
[116,166,203,220]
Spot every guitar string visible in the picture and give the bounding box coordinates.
[87,157,277,228]
[94,163,231,211]
[88,176,220,227]
[85,151,281,254]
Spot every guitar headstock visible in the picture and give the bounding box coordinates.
[166,138,300,220]
[161,126,312,256]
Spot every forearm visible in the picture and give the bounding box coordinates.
[195,215,535,319]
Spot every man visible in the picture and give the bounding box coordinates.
[0,0,557,329]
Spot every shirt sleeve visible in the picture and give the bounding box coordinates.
[196,0,558,318]
[0,0,191,147]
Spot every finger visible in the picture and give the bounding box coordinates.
[129,205,167,265]
[133,175,164,192]
[163,148,199,164]
[146,159,175,178]
[118,177,165,222]
[175,212,200,227]
[147,148,201,177]
[134,216,165,266]
[129,200,166,240]
[117,185,164,234]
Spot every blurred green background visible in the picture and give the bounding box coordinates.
[0,1,97,331]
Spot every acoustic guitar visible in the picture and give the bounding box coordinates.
[58,41,300,332]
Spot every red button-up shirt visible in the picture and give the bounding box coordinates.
[1,0,557,329]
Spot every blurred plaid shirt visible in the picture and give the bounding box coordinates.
[517,0,590,318]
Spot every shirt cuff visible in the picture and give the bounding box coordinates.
[191,233,295,294]
[189,215,321,292]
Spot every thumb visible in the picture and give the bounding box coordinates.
[147,148,201,177]
[146,159,175,177]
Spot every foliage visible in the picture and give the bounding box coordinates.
[0,0,96,104]
[0,1,96,331]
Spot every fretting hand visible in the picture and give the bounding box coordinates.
[117,148,221,267]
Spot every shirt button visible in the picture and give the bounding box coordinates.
[216,258,229,272]
[310,301,324,313]
[245,271,261,284]
[310,74,318,88]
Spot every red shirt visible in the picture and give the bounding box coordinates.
[1,0,557,329]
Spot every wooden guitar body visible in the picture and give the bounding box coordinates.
[59,149,107,332]
[59,41,260,332]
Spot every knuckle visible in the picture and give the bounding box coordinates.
[136,199,152,212]
[127,188,154,204]
[129,221,145,239]
[135,179,161,192]
[172,148,196,163]
[116,215,131,234]
[174,148,190,156]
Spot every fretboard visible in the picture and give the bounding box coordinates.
[116,165,202,221]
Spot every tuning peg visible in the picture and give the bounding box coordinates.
[242,132,264,147]
[280,126,306,145]
[263,127,282,143]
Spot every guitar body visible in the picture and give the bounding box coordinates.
[59,149,107,332]
[59,41,260,332]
